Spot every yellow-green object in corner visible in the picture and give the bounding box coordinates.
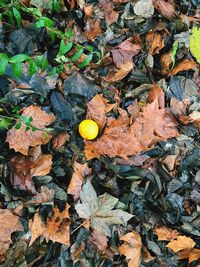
[190,27,200,64]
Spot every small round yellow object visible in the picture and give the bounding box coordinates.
[78,119,99,140]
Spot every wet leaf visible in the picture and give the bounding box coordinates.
[166,236,196,253]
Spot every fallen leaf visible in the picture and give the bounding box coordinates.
[166,236,196,253]
[86,94,115,131]
[52,132,70,150]
[170,97,191,116]
[152,0,175,20]
[162,155,177,172]
[112,35,142,68]
[179,111,200,130]
[99,0,119,26]
[148,84,165,108]
[160,51,172,74]
[84,5,93,18]
[75,180,133,236]
[85,98,178,160]
[6,105,55,155]
[85,19,102,41]
[154,226,179,241]
[169,59,197,76]
[190,27,200,64]
[119,231,142,267]
[146,32,165,55]
[179,248,200,263]
[142,246,155,262]
[0,209,23,263]
[9,146,52,193]
[104,62,134,83]
[27,186,55,205]
[67,161,92,201]
[29,204,70,246]
[134,0,154,19]
[89,229,108,251]
[113,0,129,3]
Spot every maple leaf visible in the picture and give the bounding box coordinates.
[179,248,200,263]
[86,94,115,131]
[67,161,92,201]
[119,231,142,267]
[85,98,178,160]
[154,226,179,241]
[29,204,70,246]
[6,105,55,155]
[166,236,196,253]
[0,209,23,263]
[75,180,133,236]
[9,146,53,193]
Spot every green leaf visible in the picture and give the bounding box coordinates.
[70,49,83,63]
[34,19,45,28]
[5,10,14,24]
[49,30,56,42]
[190,27,200,64]
[86,45,94,52]
[20,115,31,126]
[78,54,92,68]
[75,180,133,237]
[35,17,53,28]
[9,54,30,63]
[25,126,30,131]
[36,55,48,71]
[27,7,42,17]
[11,62,22,78]
[29,60,38,75]
[0,118,12,129]
[171,40,179,68]
[58,40,73,56]
[0,59,8,75]
[0,53,9,60]
[12,7,22,26]
[64,30,73,38]
[15,122,21,129]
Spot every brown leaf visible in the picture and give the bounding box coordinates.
[119,231,142,267]
[179,248,200,263]
[6,105,55,155]
[27,186,55,205]
[99,0,119,26]
[85,19,102,41]
[113,0,129,3]
[0,209,23,262]
[84,4,93,18]
[9,146,52,193]
[85,98,178,160]
[52,132,70,150]
[146,32,165,55]
[154,226,179,241]
[86,94,115,131]
[104,62,134,83]
[112,36,142,68]
[160,51,172,74]
[170,97,191,116]
[142,246,155,262]
[169,59,197,76]
[166,236,196,253]
[67,161,91,201]
[152,0,175,20]
[148,84,165,108]
[89,229,108,251]
[29,204,70,246]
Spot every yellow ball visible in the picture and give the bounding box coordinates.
[79,119,99,140]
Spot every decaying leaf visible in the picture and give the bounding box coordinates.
[67,161,92,201]
[104,62,134,83]
[0,209,23,263]
[146,32,165,55]
[86,94,115,131]
[75,180,133,236]
[148,84,164,108]
[160,51,172,74]
[152,0,175,20]
[6,105,55,155]
[168,59,197,76]
[119,231,142,267]
[89,229,108,251]
[179,248,200,263]
[134,0,154,19]
[85,98,178,160]
[142,246,155,262]
[9,146,52,193]
[99,0,119,26]
[29,204,70,246]
[52,132,70,150]
[154,226,179,241]
[166,236,196,253]
[85,19,102,41]
[27,186,55,205]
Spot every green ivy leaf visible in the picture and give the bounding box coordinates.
[0,118,12,129]
[29,60,38,75]
[78,54,92,68]
[12,7,22,26]
[58,40,73,56]
[36,55,48,71]
[9,54,30,63]
[11,62,22,78]
[70,49,84,62]
[0,59,8,75]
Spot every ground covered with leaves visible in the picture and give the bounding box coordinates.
[0,0,200,266]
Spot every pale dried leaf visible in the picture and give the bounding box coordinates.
[104,62,133,83]
[166,236,196,252]
[154,226,179,241]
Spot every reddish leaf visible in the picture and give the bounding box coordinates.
[89,229,108,251]
[168,59,197,76]
[148,84,165,108]
[146,32,165,55]
[52,132,70,150]
[160,51,172,74]
[104,62,134,83]
[152,0,175,20]
[179,248,200,263]
[99,0,119,26]
[85,19,102,41]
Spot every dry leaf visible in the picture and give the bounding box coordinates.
[160,51,172,74]
[119,231,142,267]
[154,226,179,241]
[29,204,70,246]
[152,0,175,20]
[179,248,200,263]
[166,236,196,253]
[104,62,134,83]
[162,155,177,171]
[148,84,165,108]
[99,0,119,26]
[52,132,70,150]
[84,5,93,18]
[169,59,197,76]
[27,186,55,205]
[146,32,165,55]
[67,161,91,201]
[0,209,23,262]
[170,97,191,116]
[142,246,155,262]
[86,94,115,131]
[6,105,55,155]
[112,35,142,68]
[9,146,52,193]
[85,19,102,41]
[89,229,108,251]
[85,98,178,160]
